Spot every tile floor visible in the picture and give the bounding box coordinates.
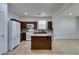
[5,39,79,55]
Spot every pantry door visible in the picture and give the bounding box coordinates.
[0,11,4,54]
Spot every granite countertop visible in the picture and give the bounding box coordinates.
[32,32,53,36]
[21,29,53,34]
[21,29,34,33]
[32,34,51,36]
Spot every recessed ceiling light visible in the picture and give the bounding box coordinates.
[69,13,72,15]
[25,12,28,15]
[42,12,46,15]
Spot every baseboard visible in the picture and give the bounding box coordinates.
[26,37,79,40]
[55,37,79,39]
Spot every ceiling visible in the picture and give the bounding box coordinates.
[8,3,74,18]
[58,3,79,18]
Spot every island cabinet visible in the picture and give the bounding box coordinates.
[31,36,52,50]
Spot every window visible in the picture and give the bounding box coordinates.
[38,20,47,29]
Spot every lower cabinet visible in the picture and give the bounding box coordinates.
[31,36,52,50]
[20,33,26,42]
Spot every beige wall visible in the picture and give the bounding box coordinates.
[53,17,79,39]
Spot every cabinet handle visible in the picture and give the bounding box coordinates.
[1,35,4,37]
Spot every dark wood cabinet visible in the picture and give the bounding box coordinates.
[21,21,52,30]
[20,33,26,42]
[33,22,37,29]
[31,36,52,50]
[21,22,27,29]
[48,21,53,30]
[20,21,53,42]
[21,22,37,29]
[20,22,37,42]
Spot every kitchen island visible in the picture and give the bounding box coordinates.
[31,33,52,50]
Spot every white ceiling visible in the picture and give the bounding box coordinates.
[8,3,74,18]
[58,3,79,18]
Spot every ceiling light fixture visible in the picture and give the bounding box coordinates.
[42,12,46,15]
[37,12,46,15]
[25,12,28,15]
[69,13,72,15]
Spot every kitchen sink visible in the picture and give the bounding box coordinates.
[34,32,47,34]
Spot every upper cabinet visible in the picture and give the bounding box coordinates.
[48,21,53,30]
[21,22,27,29]
[21,21,53,30]
[21,22,37,29]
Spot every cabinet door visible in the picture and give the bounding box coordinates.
[48,22,52,30]
[21,33,26,41]
[0,11,4,54]
[21,22,27,29]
